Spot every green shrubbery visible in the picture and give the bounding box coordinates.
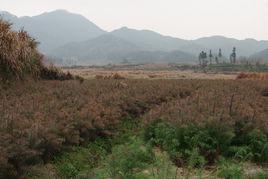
[94,137,154,178]
[144,120,268,168]
[54,138,110,178]
[217,158,245,179]
[254,170,268,179]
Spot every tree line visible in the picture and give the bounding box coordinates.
[198,47,237,67]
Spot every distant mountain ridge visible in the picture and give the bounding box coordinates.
[111,27,190,51]
[195,36,268,57]
[0,10,106,53]
[51,34,195,65]
[1,10,268,65]
[250,49,268,61]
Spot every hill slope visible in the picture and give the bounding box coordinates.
[250,48,268,61]
[111,27,204,54]
[51,34,141,65]
[51,34,195,65]
[195,36,268,57]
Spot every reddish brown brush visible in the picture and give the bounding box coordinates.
[95,73,126,80]
[0,79,267,177]
[236,72,268,80]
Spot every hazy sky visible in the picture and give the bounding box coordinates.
[1,0,268,40]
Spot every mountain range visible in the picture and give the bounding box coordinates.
[0,10,105,53]
[1,10,268,65]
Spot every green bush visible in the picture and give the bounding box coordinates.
[54,138,111,178]
[246,129,268,163]
[144,120,268,168]
[144,120,235,165]
[94,137,154,178]
[186,148,206,168]
[226,146,253,161]
[56,163,78,178]
[254,170,268,179]
[217,159,244,179]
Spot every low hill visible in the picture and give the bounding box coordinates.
[195,36,268,57]
[51,34,195,65]
[51,34,141,65]
[111,27,190,51]
[250,49,268,61]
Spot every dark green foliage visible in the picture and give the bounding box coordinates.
[246,130,268,163]
[185,148,206,168]
[226,146,253,161]
[144,120,268,168]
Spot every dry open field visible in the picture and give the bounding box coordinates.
[62,64,238,80]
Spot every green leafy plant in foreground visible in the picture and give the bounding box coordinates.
[144,120,268,169]
[93,136,154,178]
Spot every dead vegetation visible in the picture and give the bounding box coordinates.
[237,72,268,80]
[63,66,237,80]
[95,73,126,80]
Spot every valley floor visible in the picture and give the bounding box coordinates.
[61,64,237,80]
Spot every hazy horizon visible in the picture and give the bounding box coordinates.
[1,0,267,41]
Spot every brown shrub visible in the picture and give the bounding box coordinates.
[237,72,268,80]
[112,73,126,79]
[95,75,105,79]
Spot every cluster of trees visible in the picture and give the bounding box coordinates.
[198,47,237,67]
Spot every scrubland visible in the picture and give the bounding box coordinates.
[1,78,268,178]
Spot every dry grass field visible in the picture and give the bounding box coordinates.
[62,64,237,80]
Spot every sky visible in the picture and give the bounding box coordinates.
[1,0,268,40]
